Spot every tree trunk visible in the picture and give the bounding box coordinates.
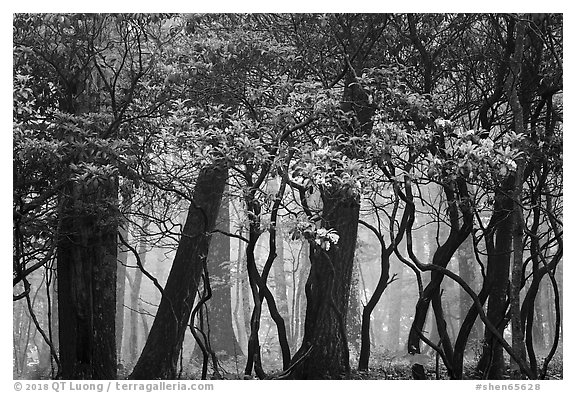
[204,191,239,358]
[243,228,264,377]
[289,188,360,379]
[273,229,292,351]
[130,165,227,380]
[407,182,472,379]
[241,253,253,353]
[476,178,515,379]
[244,175,291,377]
[457,237,480,344]
[507,17,528,379]
[57,180,118,379]
[358,232,393,371]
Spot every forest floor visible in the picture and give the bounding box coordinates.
[177,350,563,380]
[20,349,563,380]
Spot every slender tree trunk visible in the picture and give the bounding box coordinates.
[273,229,292,351]
[507,17,528,379]
[510,167,527,378]
[289,188,360,379]
[476,178,515,379]
[244,174,291,377]
[358,235,392,371]
[457,237,480,344]
[243,229,264,377]
[130,165,227,380]
[241,253,253,353]
[57,180,118,379]
[407,182,472,379]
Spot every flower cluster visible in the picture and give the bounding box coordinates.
[289,221,340,251]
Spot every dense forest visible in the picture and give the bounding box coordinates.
[13,13,563,381]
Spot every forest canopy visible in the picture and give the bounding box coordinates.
[13,13,562,381]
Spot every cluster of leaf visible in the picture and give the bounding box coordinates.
[290,144,365,198]
[425,124,523,185]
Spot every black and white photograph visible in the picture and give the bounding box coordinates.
[11,10,565,386]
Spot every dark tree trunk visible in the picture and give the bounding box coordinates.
[289,188,360,379]
[204,192,239,358]
[57,180,118,379]
[358,191,410,370]
[457,237,480,344]
[130,165,227,380]
[273,230,292,351]
[476,178,515,380]
[241,253,253,353]
[244,173,291,377]
[357,224,394,371]
[452,279,490,379]
[243,229,264,377]
[407,182,472,380]
[521,239,562,375]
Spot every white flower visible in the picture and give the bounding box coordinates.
[434,118,452,128]
[327,233,340,244]
[315,148,329,158]
[480,139,494,151]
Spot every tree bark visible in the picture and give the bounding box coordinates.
[204,191,239,358]
[289,188,360,379]
[507,17,528,379]
[357,221,394,371]
[57,180,118,379]
[457,237,480,344]
[130,165,227,380]
[476,177,515,379]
